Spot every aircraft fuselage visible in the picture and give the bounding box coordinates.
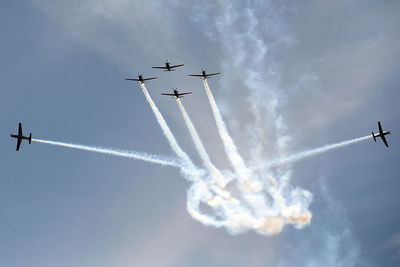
[373,130,390,139]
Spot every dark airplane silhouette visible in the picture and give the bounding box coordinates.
[161,89,192,99]
[10,122,32,151]
[125,73,157,83]
[372,121,391,147]
[152,60,184,71]
[188,68,220,79]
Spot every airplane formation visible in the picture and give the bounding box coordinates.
[10,60,391,151]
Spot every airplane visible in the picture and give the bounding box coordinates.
[372,121,391,147]
[152,60,184,71]
[10,122,32,151]
[125,73,157,83]
[188,68,220,79]
[161,89,192,99]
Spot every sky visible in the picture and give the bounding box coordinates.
[1,0,399,266]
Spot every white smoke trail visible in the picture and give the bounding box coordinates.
[32,138,180,167]
[183,2,314,236]
[138,83,199,177]
[266,135,372,168]
[202,79,251,185]
[193,79,312,236]
[176,98,226,187]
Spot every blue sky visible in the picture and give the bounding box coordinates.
[1,1,399,266]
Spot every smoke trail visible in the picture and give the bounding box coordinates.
[32,138,180,167]
[176,98,226,187]
[202,79,251,184]
[186,3,314,236]
[266,135,372,168]
[138,83,199,176]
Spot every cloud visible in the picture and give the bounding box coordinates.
[32,0,187,70]
[389,231,400,259]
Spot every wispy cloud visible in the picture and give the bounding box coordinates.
[390,231,400,259]
[278,182,362,267]
[33,0,184,70]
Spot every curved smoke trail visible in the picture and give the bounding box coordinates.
[181,1,314,235]
[32,138,180,167]
[177,78,313,236]
[202,79,251,185]
[138,83,200,179]
[176,98,226,187]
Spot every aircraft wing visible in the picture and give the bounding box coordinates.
[161,93,175,96]
[178,92,192,96]
[125,78,140,81]
[378,121,383,134]
[188,74,203,77]
[152,66,167,69]
[18,123,23,136]
[381,134,389,147]
[142,77,157,81]
[16,137,22,151]
[170,64,184,68]
[206,72,220,77]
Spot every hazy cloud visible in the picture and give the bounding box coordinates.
[389,231,400,259]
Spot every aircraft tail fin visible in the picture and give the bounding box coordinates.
[372,132,376,142]
[29,133,32,144]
